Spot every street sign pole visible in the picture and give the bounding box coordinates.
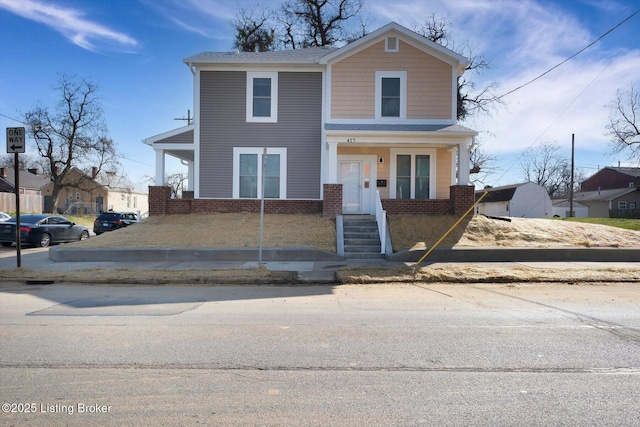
[14,153,21,268]
[6,127,26,268]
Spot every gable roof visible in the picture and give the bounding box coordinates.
[573,187,639,202]
[605,167,640,178]
[0,167,50,191]
[475,183,530,203]
[318,22,469,72]
[184,22,469,72]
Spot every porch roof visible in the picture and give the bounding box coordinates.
[325,123,477,135]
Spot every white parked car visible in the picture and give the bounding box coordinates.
[0,212,11,222]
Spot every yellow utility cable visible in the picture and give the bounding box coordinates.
[413,191,489,269]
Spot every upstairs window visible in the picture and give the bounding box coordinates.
[246,72,278,123]
[381,78,401,117]
[375,71,406,120]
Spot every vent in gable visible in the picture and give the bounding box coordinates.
[386,36,398,52]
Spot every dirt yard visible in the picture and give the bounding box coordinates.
[5,213,636,285]
[75,213,640,251]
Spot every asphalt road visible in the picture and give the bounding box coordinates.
[1,282,639,426]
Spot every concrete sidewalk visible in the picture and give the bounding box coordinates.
[0,246,639,285]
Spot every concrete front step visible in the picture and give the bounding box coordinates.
[343,216,383,259]
[345,252,386,259]
[345,238,380,246]
[345,245,381,252]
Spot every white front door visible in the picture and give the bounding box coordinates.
[340,161,362,214]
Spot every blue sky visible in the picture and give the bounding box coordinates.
[1,0,639,192]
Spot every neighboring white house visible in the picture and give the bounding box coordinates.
[475,182,552,218]
[551,199,589,218]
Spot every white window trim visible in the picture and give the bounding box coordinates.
[232,147,287,199]
[246,72,278,123]
[389,148,437,199]
[618,201,627,210]
[375,71,407,120]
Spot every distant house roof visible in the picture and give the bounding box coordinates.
[0,176,13,193]
[607,167,640,178]
[475,183,529,203]
[552,199,588,208]
[573,187,639,202]
[0,167,49,191]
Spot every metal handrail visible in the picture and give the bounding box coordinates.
[375,190,386,254]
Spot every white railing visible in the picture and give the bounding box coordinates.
[375,190,386,254]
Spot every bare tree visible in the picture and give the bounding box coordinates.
[23,73,120,213]
[165,171,188,198]
[606,83,640,163]
[415,14,502,121]
[469,143,497,185]
[233,8,276,52]
[0,154,46,172]
[520,142,575,198]
[279,0,363,48]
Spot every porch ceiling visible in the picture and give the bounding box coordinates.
[165,149,194,162]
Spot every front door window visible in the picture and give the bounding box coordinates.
[340,161,361,214]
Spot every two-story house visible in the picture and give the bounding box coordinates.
[145,22,476,219]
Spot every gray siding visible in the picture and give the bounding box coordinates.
[199,71,322,198]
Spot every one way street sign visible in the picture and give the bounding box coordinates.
[6,127,26,153]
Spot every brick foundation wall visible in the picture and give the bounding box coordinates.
[382,185,475,215]
[149,184,474,217]
[382,199,452,215]
[149,186,171,216]
[323,184,342,219]
[450,185,475,215]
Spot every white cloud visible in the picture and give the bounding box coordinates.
[141,0,241,40]
[0,0,138,51]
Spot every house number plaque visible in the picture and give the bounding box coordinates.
[346,138,356,143]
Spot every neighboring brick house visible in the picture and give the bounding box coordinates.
[40,168,149,216]
[580,167,640,191]
[145,22,477,218]
[573,167,640,218]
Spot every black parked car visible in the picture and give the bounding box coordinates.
[93,211,139,235]
[0,214,90,248]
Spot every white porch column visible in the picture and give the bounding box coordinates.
[457,142,471,186]
[186,160,194,191]
[327,141,339,183]
[155,150,165,186]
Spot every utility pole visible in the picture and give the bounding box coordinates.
[569,134,575,218]
[174,109,192,125]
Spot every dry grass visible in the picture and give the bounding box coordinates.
[35,213,637,286]
[337,265,640,285]
[390,214,640,250]
[72,212,640,251]
[75,213,336,251]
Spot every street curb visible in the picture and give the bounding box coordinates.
[49,246,343,262]
[388,247,640,262]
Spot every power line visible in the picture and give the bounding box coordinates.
[0,112,27,125]
[478,7,640,107]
